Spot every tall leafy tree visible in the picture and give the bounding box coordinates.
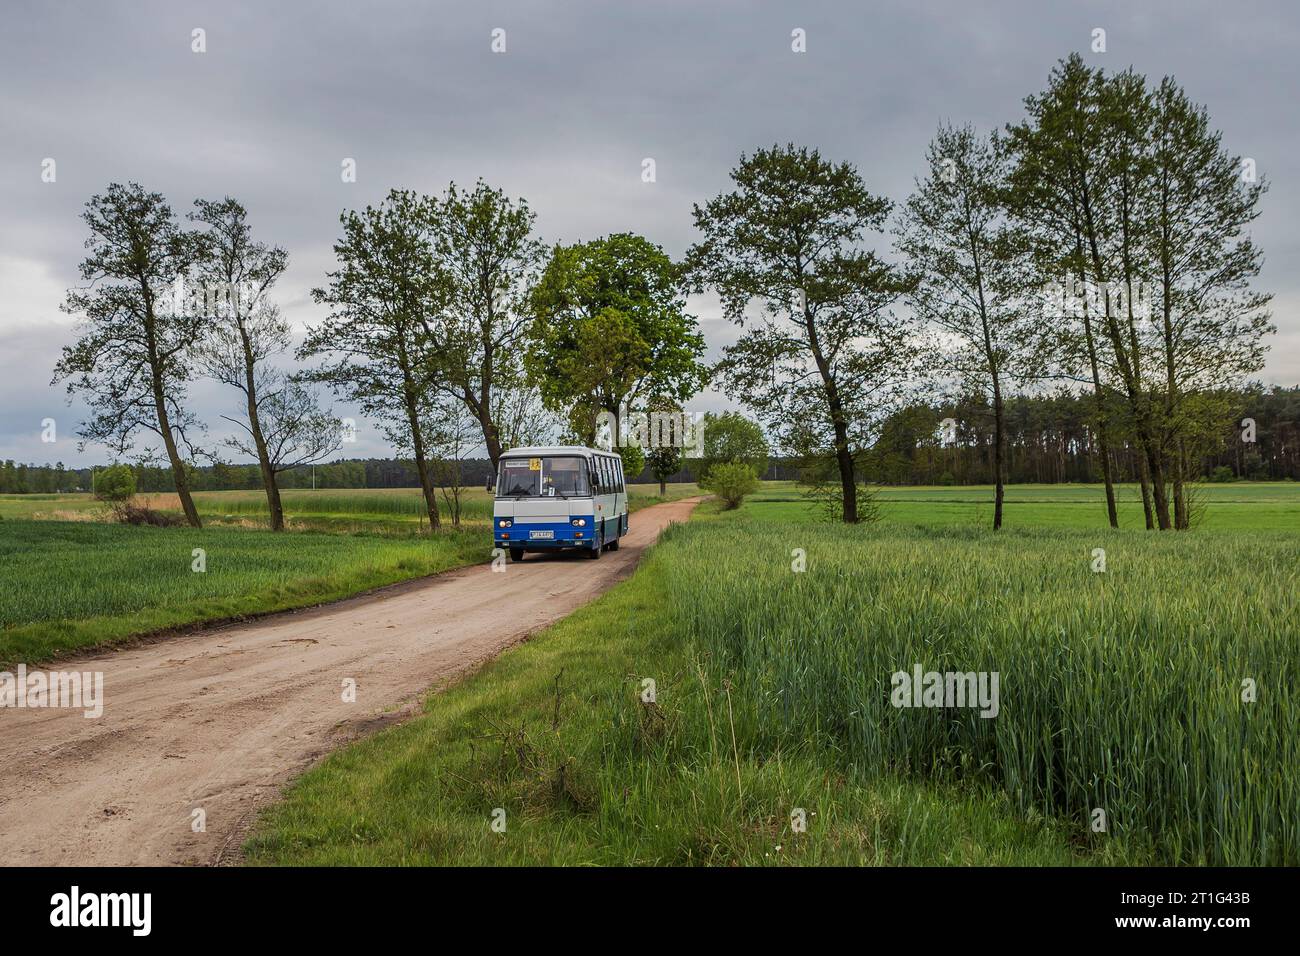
[1007,56,1272,530]
[897,124,1034,530]
[1147,77,1273,527]
[424,180,546,468]
[300,190,446,530]
[54,183,207,527]
[1005,56,1124,528]
[685,144,915,523]
[528,232,707,449]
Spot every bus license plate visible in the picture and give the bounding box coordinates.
[529,530,554,539]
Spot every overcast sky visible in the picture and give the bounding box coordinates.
[2,0,1295,467]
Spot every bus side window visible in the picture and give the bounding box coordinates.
[616,457,625,493]
[600,457,610,495]
[594,457,605,496]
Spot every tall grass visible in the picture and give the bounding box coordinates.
[198,491,494,521]
[655,516,1298,864]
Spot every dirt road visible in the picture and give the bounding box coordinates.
[0,497,700,866]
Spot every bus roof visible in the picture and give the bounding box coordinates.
[500,445,617,459]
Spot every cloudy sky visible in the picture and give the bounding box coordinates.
[1,0,1295,467]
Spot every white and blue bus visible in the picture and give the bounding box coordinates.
[493,446,629,562]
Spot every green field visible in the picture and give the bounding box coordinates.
[0,483,697,532]
[0,483,700,667]
[754,480,1300,530]
[245,482,1299,866]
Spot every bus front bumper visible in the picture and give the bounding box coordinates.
[495,522,595,550]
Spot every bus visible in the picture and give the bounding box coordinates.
[492,446,629,562]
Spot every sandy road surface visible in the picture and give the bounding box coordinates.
[0,497,700,866]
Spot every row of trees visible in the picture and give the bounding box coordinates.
[300,185,709,530]
[52,54,1274,531]
[862,386,1300,486]
[52,181,711,530]
[54,190,343,529]
[10,382,1293,495]
[685,54,1272,529]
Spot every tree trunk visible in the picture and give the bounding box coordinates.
[969,232,1002,531]
[403,380,440,532]
[800,288,856,524]
[238,321,285,531]
[141,288,201,528]
[245,388,280,530]
[467,387,503,468]
[1172,440,1188,530]
[153,383,201,528]
[992,380,1005,531]
[1137,453,1155,529]
[1144,438,1172,530]
[833,417,858,524]
[659,479,667,496]
[1079,277,1118,528]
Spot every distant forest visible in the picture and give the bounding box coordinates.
[4,385,1297,494]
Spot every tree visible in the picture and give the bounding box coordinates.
[423,180,546,468]
[528,232,708,447]
[300,190,446,530]
[54,183,208,527]
[698,411,769,482]
[685,145,915,523]
[1005,56,1272,530]
[1004,57,1123,529]
[191,197,340,530]
[647,443,681,495]
[896,124,1034,530]
[642,398,685,495]
[1146,77,1273,527]
[227,372,341,511]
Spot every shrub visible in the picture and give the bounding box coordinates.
[700,462,759,509]
[698,412,768,482]
[115,502,185,527]
[795,454,881,523]
[1209,465,1235,483]
[94,464,137,503]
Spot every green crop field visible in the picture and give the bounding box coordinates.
[748,480,1300,531]
[245,481,1300,866]
[0,483,700,666]
[0,520,487,668]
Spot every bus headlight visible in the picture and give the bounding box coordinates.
[571,518,586,527]
[498,519,512,528]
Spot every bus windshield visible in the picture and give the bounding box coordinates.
[497,456,591,498]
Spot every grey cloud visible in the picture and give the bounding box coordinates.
[2,0,1295,465]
